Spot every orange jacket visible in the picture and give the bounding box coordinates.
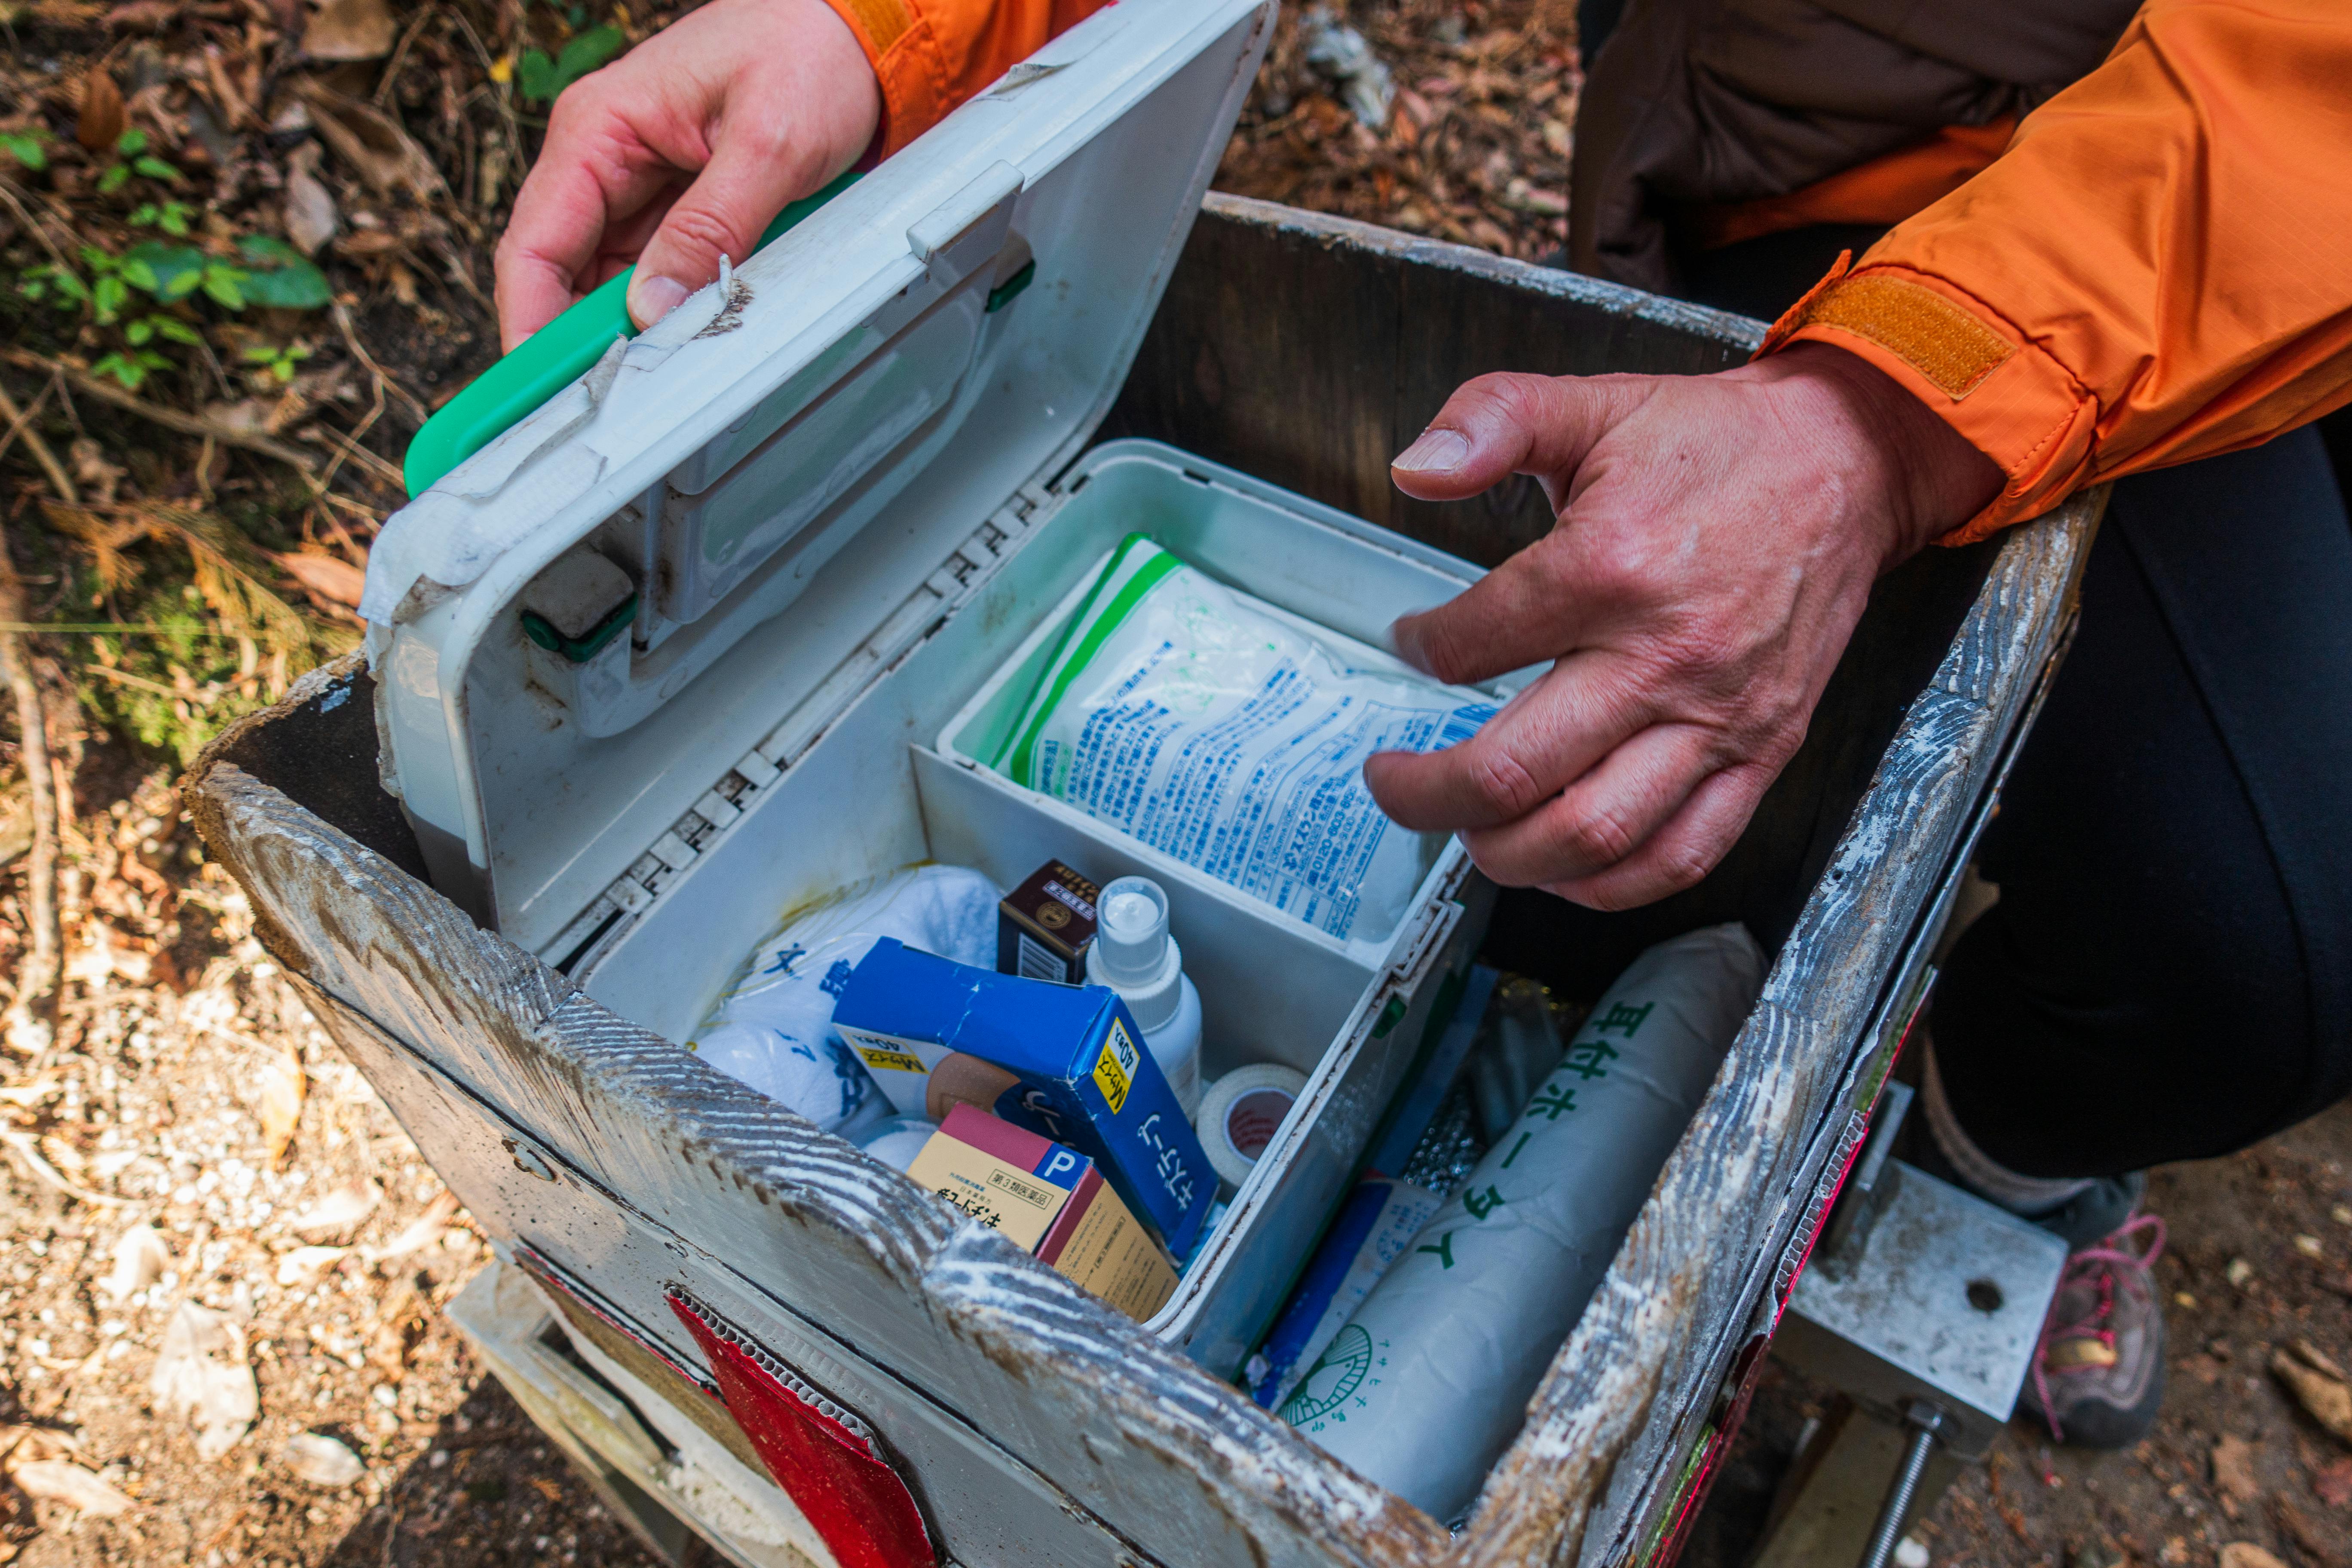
[1759,0,2352,543]
[820,0,1104,158]
[837,0,2351,545]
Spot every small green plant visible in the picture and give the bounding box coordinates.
[120,240,248,308]
[0,129,51,170]
[97,129,180,195]
[90,345,172,391]
[518,23,627,104]
[127,313,204,349]
[129,199,194,236]
[240,338,312,383]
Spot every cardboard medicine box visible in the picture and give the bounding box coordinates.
[833,937,1214,1257]
[906,1105,1178,1320]
[999,859,1100,983]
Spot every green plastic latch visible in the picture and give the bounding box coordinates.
[521,593,637,663]
[402,170,862,497]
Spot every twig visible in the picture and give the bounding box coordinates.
[0,520,60,1054]
[0,1132,133,1207]
[374,4,439,107]
[84,663,217,704]
[0,176,74,276]
[0,351,319,475]
[0,378,83,507]
[331,298,430,426]
[0,380,55,475]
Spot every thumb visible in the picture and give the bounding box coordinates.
[626,135,831,330]
[1390,371,1646,502]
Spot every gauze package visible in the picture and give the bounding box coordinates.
[1286,924,1767,1522]
[986,535,1495,943]
[689,865,1001,1133]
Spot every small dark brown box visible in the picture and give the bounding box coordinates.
[998,861,1101,984]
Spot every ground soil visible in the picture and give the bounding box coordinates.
[5,3,2352,1566]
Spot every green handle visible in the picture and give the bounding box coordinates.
[403,170,862,496]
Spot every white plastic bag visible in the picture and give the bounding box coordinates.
[989,535,1494,943]
[1288,923,1767,1521]
[690,865,1001,1132]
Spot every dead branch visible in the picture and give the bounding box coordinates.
[0,527,61,1055]
[0,351,321,476]
[0,378,85,508]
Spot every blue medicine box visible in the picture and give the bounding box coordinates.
[832,939,1216,1258]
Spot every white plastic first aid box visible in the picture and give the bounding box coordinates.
[184,0,2105,1559]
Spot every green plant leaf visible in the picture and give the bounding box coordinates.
[515,49,559,104]
[159,205,190,237]
[126,317,153,345]
[122,241,207,300]
[92,351,149,391]
[234,235,331,310]
[151,316,203,345]
[201,263,248,310]
[98,163,129,194]
[0,131,46,171]
[116,129,148,156]
[516,23,626,103]
[133,155,180,181]
[239,342,279,363]
[92,274,127,322]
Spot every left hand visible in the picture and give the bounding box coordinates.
[1362,343,2002,909]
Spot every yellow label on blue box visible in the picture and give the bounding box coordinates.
[1093,1019,1140,1113]
[831,939,1215,1257]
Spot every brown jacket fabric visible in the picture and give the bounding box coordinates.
[1569,0,2141,293]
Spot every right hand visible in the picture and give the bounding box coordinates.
[493,0,882,352]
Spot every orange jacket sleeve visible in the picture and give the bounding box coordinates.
[820,0,1109,159]
[1757,0,2352,544]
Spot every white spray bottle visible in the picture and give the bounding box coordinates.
[1085,876,1203,1116]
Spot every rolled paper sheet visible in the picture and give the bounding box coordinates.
[1288,923,1767,1522]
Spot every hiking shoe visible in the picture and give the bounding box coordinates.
[2018,1213,2168,1449]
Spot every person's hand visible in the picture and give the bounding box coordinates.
[493,0,881,352]
[1364,343,2003,909]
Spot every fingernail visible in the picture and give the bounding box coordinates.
[1393,427,1470,474]
[628,273,691,328]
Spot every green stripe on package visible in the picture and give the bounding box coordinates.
[990,535,1497,943]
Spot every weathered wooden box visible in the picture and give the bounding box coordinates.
[188,3,2098,1532]
[187,65,2096,1564]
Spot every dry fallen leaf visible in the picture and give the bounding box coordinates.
[299,0,397,58]
[280,1431,365,1488]
[2218,1546,2288,1568]
[8,1458,135,1516]
[2314,1454,2352,1506]
[282,155,340,256]
[98,1224,171,1304]
[296,81,446,200]
[365,1190,461,1264]
[150,1300,260,1460]
[293,1176,382,1240]
[257,1041,306,1167]
[275,1245,349,1288]
[76,64,126,151]
[2212,1433,2260,1516]
[276,551,366,610]
[2272,1344,2352,1446]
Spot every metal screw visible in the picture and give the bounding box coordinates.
[1860,1402,1947,1568]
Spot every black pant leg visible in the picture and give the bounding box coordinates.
[1933,428,2352,1177]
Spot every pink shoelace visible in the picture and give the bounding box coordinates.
[2030,1212,2167,1442]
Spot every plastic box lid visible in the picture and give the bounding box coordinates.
[361,0,1274,952]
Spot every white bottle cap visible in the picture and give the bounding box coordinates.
[1087,876,1183,1033]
